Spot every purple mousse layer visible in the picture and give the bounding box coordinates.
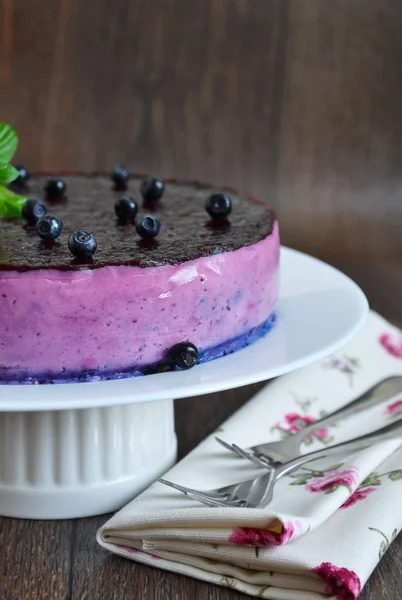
[0,223,279,384]
[1,314,276,384]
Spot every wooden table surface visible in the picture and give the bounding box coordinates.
[1,1,401,598]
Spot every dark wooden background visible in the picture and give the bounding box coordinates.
[0,0,401,598]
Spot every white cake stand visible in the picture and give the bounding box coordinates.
[0,248,368,519]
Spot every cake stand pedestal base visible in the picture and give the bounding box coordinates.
[0,399,177,519]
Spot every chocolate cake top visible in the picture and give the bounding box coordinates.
[0,173,276,271]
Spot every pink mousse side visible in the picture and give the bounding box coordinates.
[0,221,279,379]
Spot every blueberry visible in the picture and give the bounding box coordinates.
[22,199,47,224]
[36,215,63,240]
[13,164,29,185]
[170,342,199,370]
[136,215,161,238]
[68,231,97,259]
[44,178,66,197]
[205,193,232,219]
[140,176,164,202]
[111,165,129,188]
[115,196,138,222]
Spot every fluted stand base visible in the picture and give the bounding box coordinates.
[0,400,177,519]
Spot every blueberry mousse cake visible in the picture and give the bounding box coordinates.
[0,171,280,384]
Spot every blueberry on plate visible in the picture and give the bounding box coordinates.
[140,176,164,202]
[170,342,199,370]
[115,196,138,222]
[36,215,63,241]
[22,199,47,224]
[136,215,161,238]
[205,193,232,219]
[68,231,97,259]
[111,165,129,188]
[44,178,66,197]
[12,164,29,186]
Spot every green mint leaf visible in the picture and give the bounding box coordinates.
[0,185,26,217]
[0,164,19,185]
[0,123,18,164]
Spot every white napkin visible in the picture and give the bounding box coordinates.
[98,311,402,600]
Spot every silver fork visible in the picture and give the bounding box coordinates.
[159,416,402,508]
[216,376,402,467]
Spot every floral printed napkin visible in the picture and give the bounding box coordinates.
[97,311,402,600]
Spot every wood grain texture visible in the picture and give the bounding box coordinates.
[0,0,401,598]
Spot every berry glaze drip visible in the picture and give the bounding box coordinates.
[0,173,279,384]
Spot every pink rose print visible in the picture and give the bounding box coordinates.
[379,333,402,358]
[275,412,329,439]
[313,562,361,600]
[229,520,302,546]
[306,467,359,494]
[340,486,376,509]
[385,400,402,418]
